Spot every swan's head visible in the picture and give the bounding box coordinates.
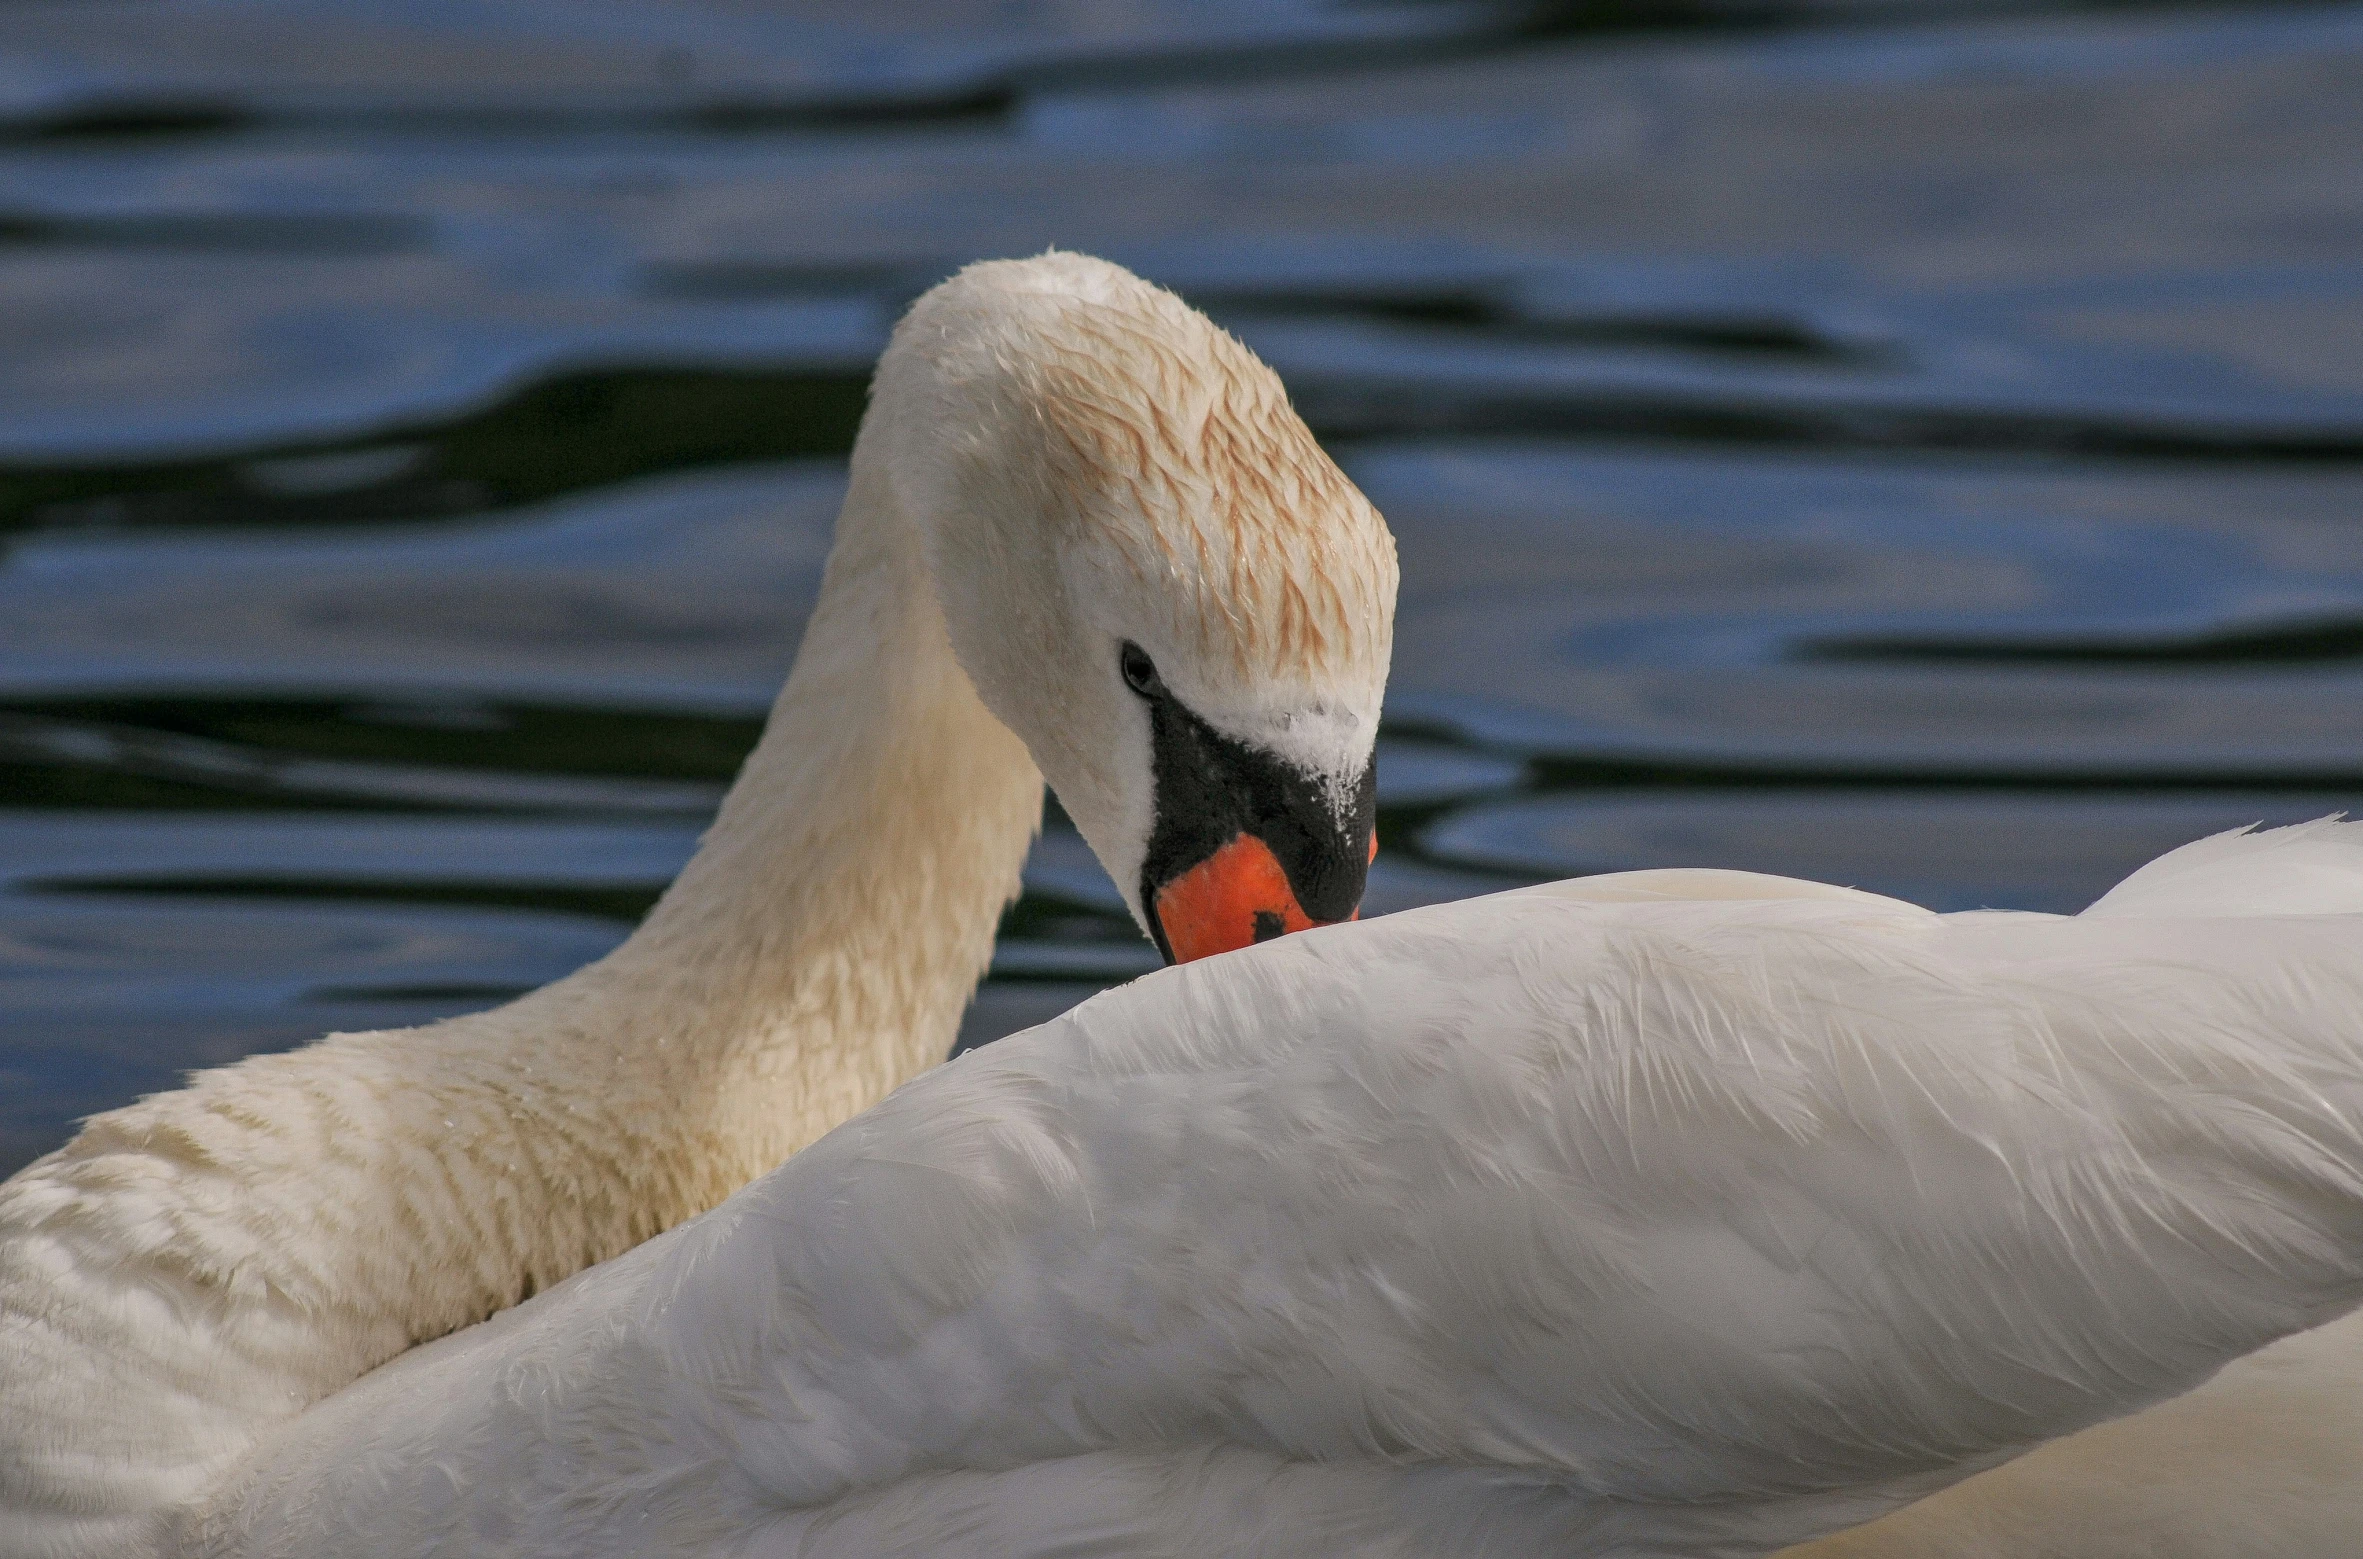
[871,252,1396,962]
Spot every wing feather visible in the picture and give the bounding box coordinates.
[199,891,2363,1558]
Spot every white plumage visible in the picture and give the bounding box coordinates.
[1777,825,2363,1559]
[188,825,2363,1557]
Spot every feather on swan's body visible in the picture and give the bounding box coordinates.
[194,823,2363,1557]
[1780,819,2363,1559]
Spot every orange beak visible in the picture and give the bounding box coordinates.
[1150,832,1375,964]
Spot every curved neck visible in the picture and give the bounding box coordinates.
[0,433,1048,1548]
[522,442,1047,1211]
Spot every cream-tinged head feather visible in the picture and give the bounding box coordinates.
[868,252,1397,924]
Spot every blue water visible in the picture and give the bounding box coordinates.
[4,0,2362,1171]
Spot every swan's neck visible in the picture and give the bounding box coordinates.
[0,438,1045,1546]
[504,446,1045,1230]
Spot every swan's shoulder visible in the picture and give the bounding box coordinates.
[1502,866,1924,911]
[201,893,2363,1558]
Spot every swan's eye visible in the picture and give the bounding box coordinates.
[1120,641,1162,698]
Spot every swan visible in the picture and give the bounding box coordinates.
[14,253,2363,1559]
[181,821,2363,1556]
[0,252,1396,1558]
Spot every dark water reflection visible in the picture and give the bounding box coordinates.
[2,0,2361,1171]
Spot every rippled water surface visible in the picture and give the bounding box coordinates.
[5,0,2362,1170]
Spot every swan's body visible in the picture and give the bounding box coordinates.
[187,824,2363,1557]
[0,254,1394,1556]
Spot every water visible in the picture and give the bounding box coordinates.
[3,0,2361,1173]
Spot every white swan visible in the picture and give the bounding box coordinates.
[185,822,2363,1557]
[13,251,2363,1559]
[0,252,1396,1558]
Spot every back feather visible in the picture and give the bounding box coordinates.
[2084,817,2363,919]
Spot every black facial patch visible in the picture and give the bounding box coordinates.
[1129,656,1377,963]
